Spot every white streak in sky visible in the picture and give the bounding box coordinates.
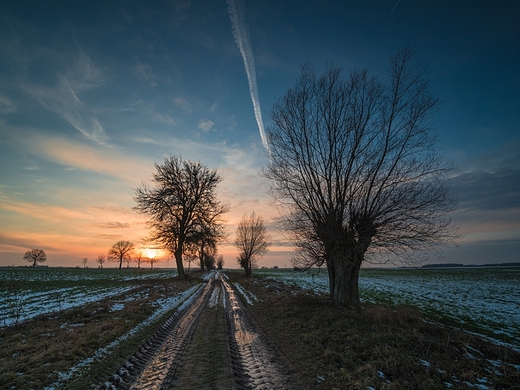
[226,0,270,154]
[389,0,401,15]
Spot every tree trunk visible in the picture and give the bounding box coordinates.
[329,248,363,308]
[175,250,185,278]
[244,265,251,277]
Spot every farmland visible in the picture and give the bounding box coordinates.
[1,266,519,389]
[257,266,520,348]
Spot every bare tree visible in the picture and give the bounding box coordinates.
[217,255,224,270]
[107,240,135,270]
[23,249,46,267]
[204,252,217,270]
[134,254,144,270]
[183,253,198,272]
[96,254,106,269]
[82,257,88,269]
[235,212,270,277]
[263,48,457,308]
[148,256,159,270]
[185,212,227,271]
[134,156,227,279]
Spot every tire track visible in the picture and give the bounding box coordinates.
[222,276,302,390]
[99,271,303,389]
[98,277,213,389]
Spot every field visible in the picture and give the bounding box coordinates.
[1,266,519,389]
[257,267,520,348]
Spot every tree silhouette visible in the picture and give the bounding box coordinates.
[134,156,227,279]
[107,240,135,270]
[23,249,47,267]
[235,212,270,277]
[264,48,457,307]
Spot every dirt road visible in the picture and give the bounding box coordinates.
[98,271,303,389]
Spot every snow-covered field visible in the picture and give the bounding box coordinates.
[0,267,178,327]
[257,267,520,348]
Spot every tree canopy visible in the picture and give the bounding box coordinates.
[134,156,227,278]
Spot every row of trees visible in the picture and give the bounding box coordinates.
[134,156,271,278]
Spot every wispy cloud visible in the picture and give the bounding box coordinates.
[0,92,16,114]
[95,222,131,229]
[10,130,152,184]
[18,50,113,147]
[174,97,192,114]
[226,0,270,153]
[198,118,214,132]
[135,61,158,86]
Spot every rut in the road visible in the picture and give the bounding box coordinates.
[100,272,304,390]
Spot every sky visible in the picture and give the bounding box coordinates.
[0,0,519,268]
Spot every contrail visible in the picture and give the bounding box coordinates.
[389,0,401,15]
[226,0,270,154]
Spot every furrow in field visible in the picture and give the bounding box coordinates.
[222,276,302,390]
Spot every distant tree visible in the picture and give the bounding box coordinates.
[148,256,159,270]
[134,254,144,270]
[107,240,135,270]
[81,257,88,269]
[134,156,228,279]
[263,48,457,308]
[182,253,196,272]
[235,212,270,277]
[23,249,47,267]
[204,253,216,270]
[186,220,227,271]
[216,255,224,270]
[96,254,106,269]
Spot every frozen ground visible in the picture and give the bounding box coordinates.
[257,267,520,348]
[0,267,178,327]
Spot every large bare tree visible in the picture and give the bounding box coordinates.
[235,212,270,277]
[108,240,135,269]
[134,156,227,279]
[263,48,457,307]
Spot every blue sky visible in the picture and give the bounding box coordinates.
[0,0,519,268]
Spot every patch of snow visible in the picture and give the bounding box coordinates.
[110,303,125,312]
[43,283,201,389]
[419,359,431,368]
[462,380,491,389]
[234,282,257,305]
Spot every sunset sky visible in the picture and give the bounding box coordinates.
[1,0,519,268]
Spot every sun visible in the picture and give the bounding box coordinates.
[145,248,157,259]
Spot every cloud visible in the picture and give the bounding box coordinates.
[174,97,192,114]
[198,118,214,132]
[0,93,16,114]
[153,112,176,126]
[10,130,152,184]
[135,61,158,86]
[95,222,131,229]
[453,168,520,212]
[94,233,124,240]
[22,52,112,147]
[23,161,40,171]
